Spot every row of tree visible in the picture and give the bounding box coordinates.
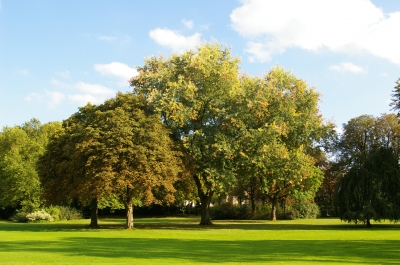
[2,42,398,227]
[0,43,334,227]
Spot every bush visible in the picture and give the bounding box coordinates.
[46,205,61,221]
[26,210,54,222]
[57,206,82,220]
[210,203,241,220]
[12,211,29,222]
[210,201,320,220]
[288,201,320,219]
[252,204,271,220]
[211,203,273,220]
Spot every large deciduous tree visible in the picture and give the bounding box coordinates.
[335,113,400,226]
[0,119,61,212]
[131,43,240,225]
[39,93,183,228]
[234,67,330,220]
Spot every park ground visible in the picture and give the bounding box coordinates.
[0,217,399,264]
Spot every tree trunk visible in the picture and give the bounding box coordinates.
[200,195,212,225]
[283,200,286,220]
[125,187,134,229]
[271,198,277,221]
[193,174,213,225]
[366,219,372,227]
[250,177,256,214]
[90,198,98,226]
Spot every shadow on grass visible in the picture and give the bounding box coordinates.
[0,236,399,264]
[1,218,400,232]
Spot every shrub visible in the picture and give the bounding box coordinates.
[12,211,29,222]
[210,203,240,220]
[46,205,61,221]
[57,206,82,220]
[211,203,272,220]
[26,210,54,222]
[210,202,320,220]
[252,204,271,220]
[289,201,320,219]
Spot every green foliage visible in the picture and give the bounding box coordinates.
[0,119,61,212]
[46,206,82,221]
[46,205,61,221]
[57,206,83,220]
[335,114,400,225]
[210,201,320,220]
[337,147,400,225]
[132,43,331,224]
[210,203,248,220]
[132,43,241,225]
[11,211,29,222]
[234,67,329,220]
[390,78,400,115]
[38,92,183,228]
[288,201,320,219]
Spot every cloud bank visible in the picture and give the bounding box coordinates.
[230,0,400,64]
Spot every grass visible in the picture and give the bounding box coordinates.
[0,217,399,264]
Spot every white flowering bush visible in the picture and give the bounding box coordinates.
[26,210,54,222]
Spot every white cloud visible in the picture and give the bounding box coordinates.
[230,0,400,65]
[149,28,202,53]
[182,19,194,29]
[75,82,115,95]
[98,35,117,41]
[46,90,66,108]
[67,94,101,106]
[68,82,116,105]
[94,62,138,85]
[27,80,117,107]
[329,62,365,74]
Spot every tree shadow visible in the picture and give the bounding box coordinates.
[0,237,398,264]
[1,218,399,232]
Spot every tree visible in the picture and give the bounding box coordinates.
[390,78,400,115]
[0,119,61,213]
[337,147,400,226]
[39,93,183,228]
[335,114,400,226]
[131,43,240,225]
[234,67,330,220]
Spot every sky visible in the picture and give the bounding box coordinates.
[1,0,399,131]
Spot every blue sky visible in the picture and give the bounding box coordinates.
[1,0,399,131]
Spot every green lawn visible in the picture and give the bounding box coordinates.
[0,217,399,264]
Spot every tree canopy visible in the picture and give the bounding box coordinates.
[131,43,332,223]
[0,119,61,212]
[131,43,241,225]
[39,93,183,228]
[335,113,400,226]
[233,67,330,220]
